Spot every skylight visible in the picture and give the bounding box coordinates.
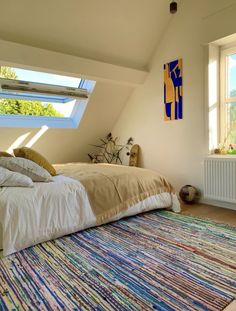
[13,68,81,88]
[0,66,95,128]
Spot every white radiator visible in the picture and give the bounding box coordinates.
[204,156,236,203]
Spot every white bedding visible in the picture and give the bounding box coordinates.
[0,175,180,257]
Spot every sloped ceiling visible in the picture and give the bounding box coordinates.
[0,0,172,70]
[0,0,173,163]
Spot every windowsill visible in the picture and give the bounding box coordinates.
[207,154,236,159]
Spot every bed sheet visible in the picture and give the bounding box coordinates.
[0,175,180,256]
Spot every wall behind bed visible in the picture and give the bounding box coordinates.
[0,79,132,164]
[112,0,236,192]
[0,0,169,165]
[0,38,144,164]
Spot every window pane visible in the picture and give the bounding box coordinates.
[0,66,79,118]
[226,102,236,144]
[0,67,81,88]
[227,54,236,98]
[0,98,76,118]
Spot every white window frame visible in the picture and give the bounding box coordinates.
[0,67,96,129]
[220,46,236,144]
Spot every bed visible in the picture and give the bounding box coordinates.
[0,163,180,256]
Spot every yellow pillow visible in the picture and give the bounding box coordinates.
[0,151,13,157]
[14,147,57,176]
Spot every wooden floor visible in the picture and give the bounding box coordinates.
[180,203,236,227]
[181,203,236,311]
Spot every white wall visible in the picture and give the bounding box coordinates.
[112,0,236,192]
[0,40,147,163]
[0,81,133,164]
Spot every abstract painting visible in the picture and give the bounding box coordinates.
[164,59,183,120]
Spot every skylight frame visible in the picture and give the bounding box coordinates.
[0,66,96,128]
[0,77,88,102]
[0,91,73,103]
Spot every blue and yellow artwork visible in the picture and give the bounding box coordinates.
[164,59,183,121]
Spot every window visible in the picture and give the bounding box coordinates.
[0,66,95,128]
[220,47,236,145]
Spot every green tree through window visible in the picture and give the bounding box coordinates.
[0,67,63,117]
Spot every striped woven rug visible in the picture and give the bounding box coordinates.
[0,211,236,311]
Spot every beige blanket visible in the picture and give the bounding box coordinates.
[55,163,174,224]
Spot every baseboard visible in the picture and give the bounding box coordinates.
[200,198,236,211]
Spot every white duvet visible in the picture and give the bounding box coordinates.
[0,175,180,257]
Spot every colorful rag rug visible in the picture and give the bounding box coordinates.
[0,211,236,311]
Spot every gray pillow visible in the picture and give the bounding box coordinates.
[0,157,52,182]
[0,167,34,187]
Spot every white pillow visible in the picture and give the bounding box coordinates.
[0,167,34,187]
[0,157,52,182]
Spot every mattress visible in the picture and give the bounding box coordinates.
[0,164,180,256]
[55,163,180,224]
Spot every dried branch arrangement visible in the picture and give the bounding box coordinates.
[88,133,133,164]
